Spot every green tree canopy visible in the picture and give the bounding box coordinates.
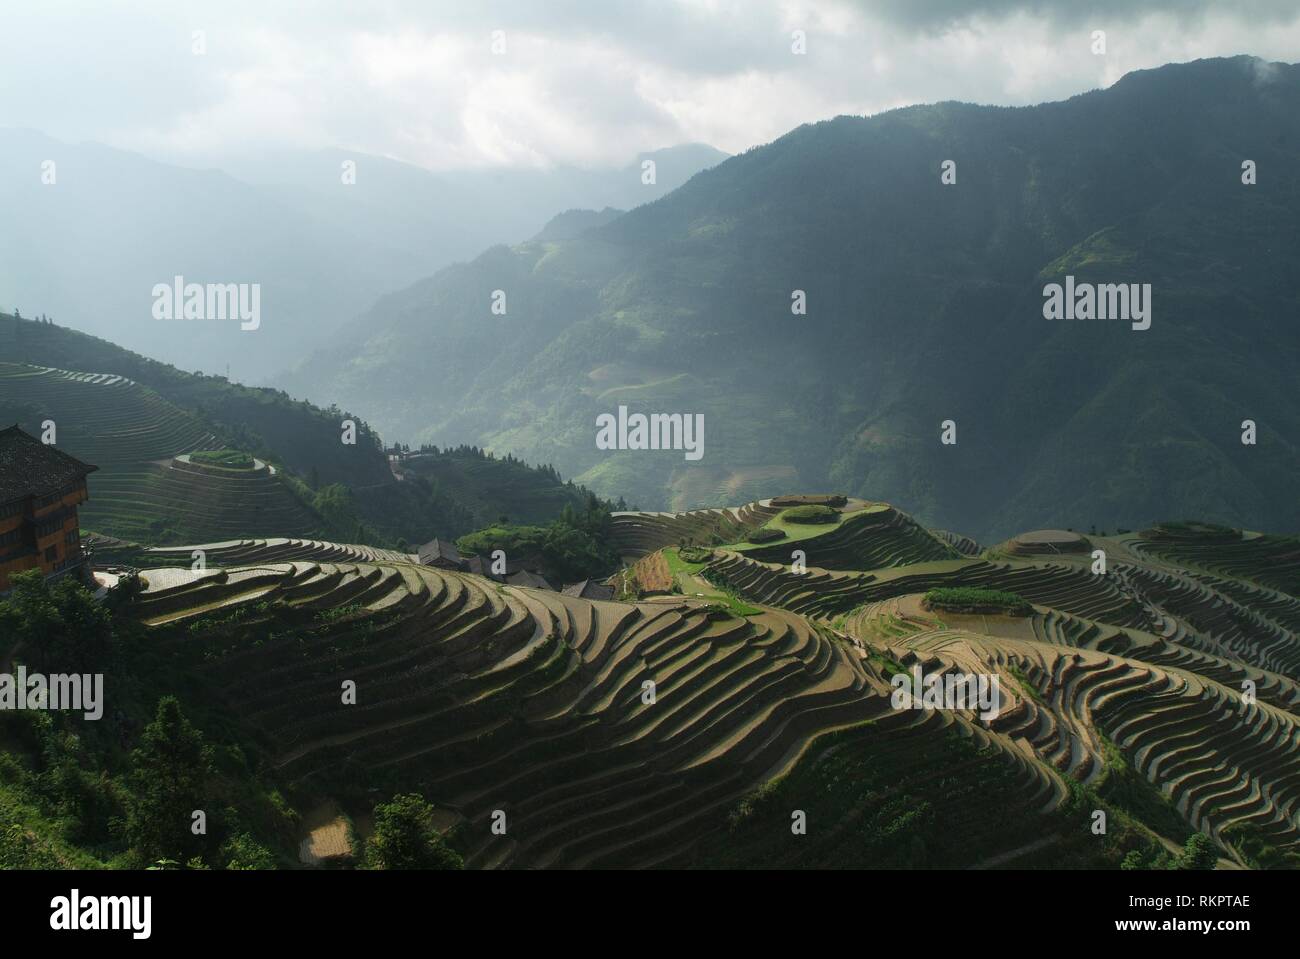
[367,793,462,870]
[0,569,113,671]
[126,696,214,866]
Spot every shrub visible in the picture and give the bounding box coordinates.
[781,505,838,525]
[922,587,1032,616]
[1175,833,1218,871]
[747,527,786,543]
[1221,822,1300,869]
[221,832,277,870]
[190,448,255,469]
[771,494,847,508]
[367,793,462,870]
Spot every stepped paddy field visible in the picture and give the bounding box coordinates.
[47,495,1296,870]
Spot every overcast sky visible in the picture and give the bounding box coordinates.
[3,1,1298,171]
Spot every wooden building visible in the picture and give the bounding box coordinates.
[417,537,464,570]
[0,425,98,592]
[562,578,614,601]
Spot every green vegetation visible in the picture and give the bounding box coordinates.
[1221,822,1300,870]
[663,548,707,576]
[125,697,216,865]
[1096,737,1193,848]
[745,526,786,543]
[923,587,1032,616]
[771,494,848,508]
[456,493,620,583]
[0,572,297,869]
[694,724,1102,868]
[0,570,115,673]
[696,568,763,616]
[1151,520,1239,537]
[0,326,612,553]
[780,504,838,525]
[190,448,255,469]
[365,794,462,870]
[867,651,905,678]
[725,503,957,571]
[1007,665,1043,705]
[659,547,759,615]
[676,546,714,564]
[1119,833,1218,871]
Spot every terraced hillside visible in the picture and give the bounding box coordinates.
[609,499,781,556]
[106,537,413,569]
[120,497,1300,869]
[0,363,217,465]
[1133,523,1300,598]
[611,497,957,570]
[0,362,322,544]
[134,559,886,867]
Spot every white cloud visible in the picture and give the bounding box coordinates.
[0,0,1295,171]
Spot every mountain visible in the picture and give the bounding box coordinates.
[530,207,625,243]
[283,56,1300,543]
[0,313,607,546]
[0,131,726,383]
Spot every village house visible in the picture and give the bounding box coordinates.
[0,425,98,593]
[419,537,562,592]
[505,569,554,591]
[417,537,465,570]
[562,579,614,601]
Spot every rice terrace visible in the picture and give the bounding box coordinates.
[3,366,1297,870]
[0,3,1297,943]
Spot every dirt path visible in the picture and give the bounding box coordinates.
[967,834,1061,869]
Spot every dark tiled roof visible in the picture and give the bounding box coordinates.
[506,570,553,590]
[417,537,463,566]
[465,555,510,580]
[562,579,615,600]
[0,425,97,506]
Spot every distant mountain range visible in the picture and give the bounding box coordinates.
[0,131,726,382]
[282,56,1300,542]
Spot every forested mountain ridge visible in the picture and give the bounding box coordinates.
[284,56,1300,542]
[0,314,603,546]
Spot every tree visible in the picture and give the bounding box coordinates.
[0,570,113,672]
[220,832,277,870]
[367,793,461,870]
[126,697,214,866]
[1176,832,1218,870]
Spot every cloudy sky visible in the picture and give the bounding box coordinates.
[3,0,1298,171]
